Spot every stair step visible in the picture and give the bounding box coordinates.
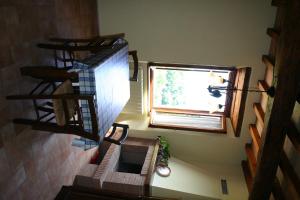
[287,122,300,153]
[242,160,253,192]
[258,80,269,92]
[262,55,274,86]
[258,80,269,113]
[267,28,280,40]
[242,159,285,198]
[255,120,264,136]
[249,124,261,145]
[258,80,270,111]
[262,55,275,69]
[245,143,257,177]
[254,103,265,125]
[249,124,262,157]
[242,148,285,199]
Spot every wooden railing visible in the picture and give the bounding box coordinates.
[242,0,300,199]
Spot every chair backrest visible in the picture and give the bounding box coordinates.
[52,80,76,126]
[20,66,79,82]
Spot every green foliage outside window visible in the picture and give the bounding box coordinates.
[154,69,185,107]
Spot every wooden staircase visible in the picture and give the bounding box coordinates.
[242,0,300,199]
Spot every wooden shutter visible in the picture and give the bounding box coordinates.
[230,67,251,137]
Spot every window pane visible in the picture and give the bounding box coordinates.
[153,68,230,112]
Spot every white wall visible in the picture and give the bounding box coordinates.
[152,157,222,200]
[98,0,275,79]
[152,158,248,200]
[98,0,275,162]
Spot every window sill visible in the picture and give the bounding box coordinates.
[149,110,227,134]
[116,113,232,136]
[148,123,227,134]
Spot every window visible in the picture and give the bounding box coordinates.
[148,62,236,133]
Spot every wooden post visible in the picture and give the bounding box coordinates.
[249,0,300,199]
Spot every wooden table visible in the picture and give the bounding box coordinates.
[71,41,130,149]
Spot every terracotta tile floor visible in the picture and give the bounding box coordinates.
[0,0,98,199]
[0,125,97,200]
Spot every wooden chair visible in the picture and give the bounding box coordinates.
[37,33,139,81]
[6,80,128,145]
[128,50,139,82]
[19,66,81,93]
[20,66,79,83]
[37,33,125,69]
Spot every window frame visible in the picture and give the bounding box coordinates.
[148,62,236,134]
